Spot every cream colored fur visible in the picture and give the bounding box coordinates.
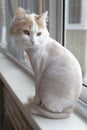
[10,7,82,119]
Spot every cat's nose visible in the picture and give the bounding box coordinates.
[31,40,35,45]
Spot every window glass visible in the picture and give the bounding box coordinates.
[69,0,81,23]
[0,0,39,65]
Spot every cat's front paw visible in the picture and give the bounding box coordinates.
[34,94,41,105]
[29,96,34,104]
[29,95,41,105]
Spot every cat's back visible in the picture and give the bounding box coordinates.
[39,38,82,102]
[45,38,82,79]
[46,37,81,70]
[42,37,82,91]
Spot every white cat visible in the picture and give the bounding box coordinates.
[10,7,82,119]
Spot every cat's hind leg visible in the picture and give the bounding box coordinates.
[42,97,74,114]
[29,103,70,119]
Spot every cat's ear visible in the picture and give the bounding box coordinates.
[38,11,48,22]
[15,7,26,20]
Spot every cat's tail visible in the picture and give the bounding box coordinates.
[30,104,70,119]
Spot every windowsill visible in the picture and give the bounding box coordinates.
[0,52,87,130]
[66,23,87,30]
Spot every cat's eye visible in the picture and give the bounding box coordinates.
[23,30,30,35]
[37,32,42,36]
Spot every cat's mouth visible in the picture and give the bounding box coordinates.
[15,38,39,48]
[23,40,40,46]
[22,40,37,48]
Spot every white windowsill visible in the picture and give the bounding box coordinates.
[66,23,87,30]
[0,51,87,130]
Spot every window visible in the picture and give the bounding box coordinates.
[69,0,81,23]
[0,0,87,118]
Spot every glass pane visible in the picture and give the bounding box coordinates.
[0,0,23,60]
[0,0,39,66]
[65,0,87,85]
[69,0,81,23]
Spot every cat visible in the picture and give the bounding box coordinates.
[10,7,82,119]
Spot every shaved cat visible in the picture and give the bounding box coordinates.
[10,7,82,119]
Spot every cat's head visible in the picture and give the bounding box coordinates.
[10,7,49,48]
